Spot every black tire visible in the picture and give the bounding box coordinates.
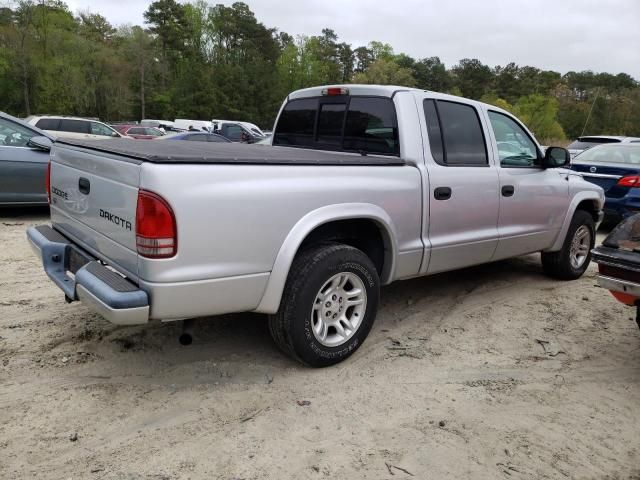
[541,210,595,280]
[269,242,380,367]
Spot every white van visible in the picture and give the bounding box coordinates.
[212,120,265,137]
[25,116,125,140]
[173,119,214,132]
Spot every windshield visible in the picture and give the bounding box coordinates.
[574,144,640,164]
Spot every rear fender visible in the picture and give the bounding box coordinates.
[255,203,398,314]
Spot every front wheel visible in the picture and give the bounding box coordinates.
[541,210,595,280]
[269,243,380,367]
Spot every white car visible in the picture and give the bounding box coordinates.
[25,116,124,140]
[173,119,214,132]
[567,135,640,159]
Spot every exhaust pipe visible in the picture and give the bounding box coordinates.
[179,319,195,346]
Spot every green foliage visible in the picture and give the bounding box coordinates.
[0,0,637,137]
[352,58,416,86]
[512,94,565,140]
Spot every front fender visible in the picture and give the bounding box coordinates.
[546,189,604,252]
[254,203,399,314]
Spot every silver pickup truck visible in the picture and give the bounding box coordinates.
[27,85,604,366]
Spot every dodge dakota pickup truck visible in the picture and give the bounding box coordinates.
[27,84,604,366]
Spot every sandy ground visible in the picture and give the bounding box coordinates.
[1,208,639,480]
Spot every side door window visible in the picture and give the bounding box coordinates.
[423,99,488,166]
[128,127,146,136]
[185,134,206,142]
[0,117,36,147]
[223,124,244,141]
[35,118,60,131]
[488,111,540,167]
[144,128,163,136]
[59,119,90,134]
[90,122,116,137]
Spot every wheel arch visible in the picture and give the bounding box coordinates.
[547,192,603,252]
[255,203,398,314]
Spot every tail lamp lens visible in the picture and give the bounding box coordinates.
[617,176,640,187]
[136,190,177,258]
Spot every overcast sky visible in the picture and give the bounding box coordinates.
[63,0,640,79]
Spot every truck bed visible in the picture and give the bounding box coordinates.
[55,138,406,166]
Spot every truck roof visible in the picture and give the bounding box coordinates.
[286,84,509,116]
[54,138,406,166]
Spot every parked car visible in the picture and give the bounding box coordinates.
[27,84,604,367]
[158,132,231,143]
[113,125,165,140]
[592,213,640,331]
[0,112,54,206]
[567,135,640,159]
[571,143,640,224]
[25,116,124,140]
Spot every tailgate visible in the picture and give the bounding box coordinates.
[49,143,140,278]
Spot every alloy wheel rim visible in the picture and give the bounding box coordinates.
[311,272,367,347]
[570,225,591,269]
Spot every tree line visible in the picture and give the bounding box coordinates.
[1,0,639,141]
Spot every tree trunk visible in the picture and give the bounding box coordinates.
[22,64,30,117]
[140,62,145,120]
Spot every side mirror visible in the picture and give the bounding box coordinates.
[543,146,570,168]
[112,132,121,138]
[28,135,53,151]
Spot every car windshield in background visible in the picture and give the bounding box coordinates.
[574,144,640,164]
[567,138,621,150]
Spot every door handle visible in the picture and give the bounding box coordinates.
[78,177,90,195]
[501,185,515,197]
[434,187,452,200]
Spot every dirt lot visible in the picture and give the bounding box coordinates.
[1,209,639,479]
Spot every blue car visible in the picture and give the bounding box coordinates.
[160,132,231,143]
[571,143,640,224]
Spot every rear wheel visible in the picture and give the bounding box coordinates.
[269,243,380,367]
[541,210,595,280]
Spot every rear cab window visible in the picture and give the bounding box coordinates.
[274,96,400,156]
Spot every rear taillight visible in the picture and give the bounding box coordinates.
[617,176,640,187]
[135,190,177,258]
[46,161,51,204]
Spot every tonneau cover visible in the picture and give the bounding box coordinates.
[54,138,406,166]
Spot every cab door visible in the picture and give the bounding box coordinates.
[0,116,48,204]
[484,110,570,260]
[421,97,501,274]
